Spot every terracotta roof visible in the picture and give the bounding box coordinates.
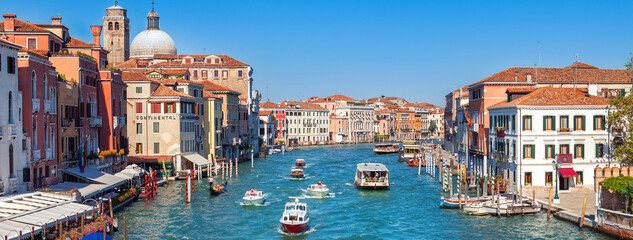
[490,87,609,108]
[66,37,93,48]
[161,78,202,87]
[196,81,240,94]
[0,38,22,49]
[309,95,357,103]
[203,90,222,100]
[472,62,632,86]
[18,48,49,59]
[0,18,50,32]
[150,54,248,67]
[122,71,160,83]
[260,110,272,116]
[280,101,327,110]
[116,57,152,69]
[152,84,193,98]
[260,101,281,108]
[506,87,537,94]
[148,68,189,75]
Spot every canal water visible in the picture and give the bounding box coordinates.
[113,144,610,239]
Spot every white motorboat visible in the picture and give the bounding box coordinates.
[279,197,309,234]
[307,182,329,197]
[242,189,265,205]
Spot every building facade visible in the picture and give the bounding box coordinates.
[103,1,130,65]
[283,101,329,146]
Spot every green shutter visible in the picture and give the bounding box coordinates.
[602,116,606,130]
[543,116,547,131]
[596,144,600,158]
[544,144,547,158]
[522,116,526,130]
[573,117,577,130]
[523,145,526,158]
[531,145,535,159]
[582,116,586,131]
[552,116,556,131]
[574,145,578,158]
[593,116,597,130]
[621,89,626,97]
[581,145,585,158]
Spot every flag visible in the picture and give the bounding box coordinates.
[462,110,472,127]
[78,136,87,173]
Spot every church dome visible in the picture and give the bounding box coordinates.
[129,7,176,59]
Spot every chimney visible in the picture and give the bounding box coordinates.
[3,14,16,31]
[526,74,532,83]
[90,25,102,47]
[51,16,62,25]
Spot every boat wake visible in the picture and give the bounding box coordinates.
[237,200,273,207]
[344,182,354,186]
[299,189,336,199]
[281,176,314,180]
[276,224,318,236]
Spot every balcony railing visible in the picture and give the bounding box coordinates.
[113,116,119,129]
[90,116,102,127]
[470,124,479,133]
[44,99,53,113]
[8,178,18,193]
[32,98,40,112]
[32,149,41,162]
[46,148,53,160]
[8,124,17,136]
[196,136,203,143]
[558,128,572,134]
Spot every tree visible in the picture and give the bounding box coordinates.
[429,120,437,135]
[608,54,633,164]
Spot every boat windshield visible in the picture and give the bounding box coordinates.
[363,171,387,182]
[286,205,295,210]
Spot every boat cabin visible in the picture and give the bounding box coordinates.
[355,163,390,189]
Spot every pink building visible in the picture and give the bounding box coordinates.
[260,101,287,144]
[97,70,128,172]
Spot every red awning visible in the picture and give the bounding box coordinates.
[559,168,578,178]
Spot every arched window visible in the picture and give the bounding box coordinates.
[9,144,14,177]
[115,22,119,30]
[31,71,36,98]
[43,74,48,100]
[8,91,13,124]
[108,22,113,30]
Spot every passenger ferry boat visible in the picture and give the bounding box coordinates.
[295,159,306,167]
[307,182,329,197]
[291,168,304,178]
[398,141,421,162]
[279,197,309,234]
[355,163,389,190]
[373,143,401,154]
[242,188,265,205]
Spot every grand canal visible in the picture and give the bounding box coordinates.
[113,144,609,239]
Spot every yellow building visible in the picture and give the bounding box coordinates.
[203,91,223,162]
[199,81,241,161]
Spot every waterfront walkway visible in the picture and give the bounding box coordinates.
[524,187,597,228]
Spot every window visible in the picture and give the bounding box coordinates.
[523,116,532,131]
[136,123,143,134]
[574,144,584,158]
[153,122,160,133]
[574,116,585,131]
[238,69,243,78]
[543,116,555,131]
[136,87,142,93]
[560,116,569,130]
[214,70,219,78]
[523,145,535,159]
[545,145,554,159]
[596,143,605,158]
[27,38,37,49]
[154,142,160,154]
[136,102,143,113]
[560,144,570,154]
[545,172,552,185]
[8,56,16,74]
[594,115,606,130]
[165,103,176,113]
[151,103,161,113]
[8,92,13,124]
[136,143,143,154]
[108,22,113,30]
[202,70,207,78]
[577,171,584,184]
[525,172,532,186]
[222,70,228,78]
[115,22,119,30]
[193,70,198,78]
[45,165,49,178]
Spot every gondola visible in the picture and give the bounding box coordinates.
[211,182,228,195]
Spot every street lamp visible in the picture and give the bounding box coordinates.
[552,157,560,204]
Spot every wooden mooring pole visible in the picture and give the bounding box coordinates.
[580,194,588,229]
[124,216,127,240]
[547,185,553,220]
[496,179,500,218]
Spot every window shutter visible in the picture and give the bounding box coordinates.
[523,145,526,158]
[522,116,526,130]
[621,89,626,97]
[544,145,547,158]
[593,116,597,130]
[574,145,577,158]
[602,116,606,130]
[543,116,547,131]
[596,144,600,158]
[582,116,586,130]
[531,145,535,159]
[552,116,556,131]
[573,117,577,130]
[582,145,585,158]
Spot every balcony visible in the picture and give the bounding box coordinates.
[46,148,53,160]
[8,124,17,136]
[0,180,4,196]
[470,124,479,133]
[32,149,41,162]
[496,129,505,138]
[44,99,53,113]
[196,136,203,143]
[32,98,40,112]
[8,178,18,193]
[558,128,572,134]
[119,116,126,127]
[113,116,119,129]
[90,116,102,127]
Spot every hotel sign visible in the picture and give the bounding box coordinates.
[135,115,178,121]
[558,154,573,164]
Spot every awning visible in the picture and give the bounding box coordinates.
[559,168,578,178]
[62,167,126,191]
[0,192,95,240]
[46,182,109,199]
[182,153,210,166]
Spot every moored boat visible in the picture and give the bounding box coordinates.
[210,182,228,195]
[242,188,265,205]
[355,163,389,190]
[398,141,421,162]
[291,168,304,178]
[439,194,484,208]
[407,158,420,167]
[373,143,401,154]
[295,159,306,167]
[307,182,329,197]
[279,197,309,234]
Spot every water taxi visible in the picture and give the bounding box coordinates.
[398,141,421,162]
[280,197,309,234]
[295,159,306,167]
[355,163,389,190]
[373,143,401,154]
[243,188,265,205]
[307,182,329,197]
[291,168,304,178]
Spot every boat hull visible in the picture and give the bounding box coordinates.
[355,181,389,190]
[374,149,399,154]
[243,197,265,205]
[291,174,304,178]
[439,197,478,209]
[281,222,308,234]
[308,190,329,197]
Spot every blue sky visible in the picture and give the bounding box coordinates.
[3,1,633,106]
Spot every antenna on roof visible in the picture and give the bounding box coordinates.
[574,53,579,64]
[537,41,540,81]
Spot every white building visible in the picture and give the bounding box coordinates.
[282,101,329,146]
[488,87,612,191]
[334,105,375,143]
[258,111,275,147]
[0,39,28,195]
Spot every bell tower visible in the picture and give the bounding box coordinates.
[103,1,130,65]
